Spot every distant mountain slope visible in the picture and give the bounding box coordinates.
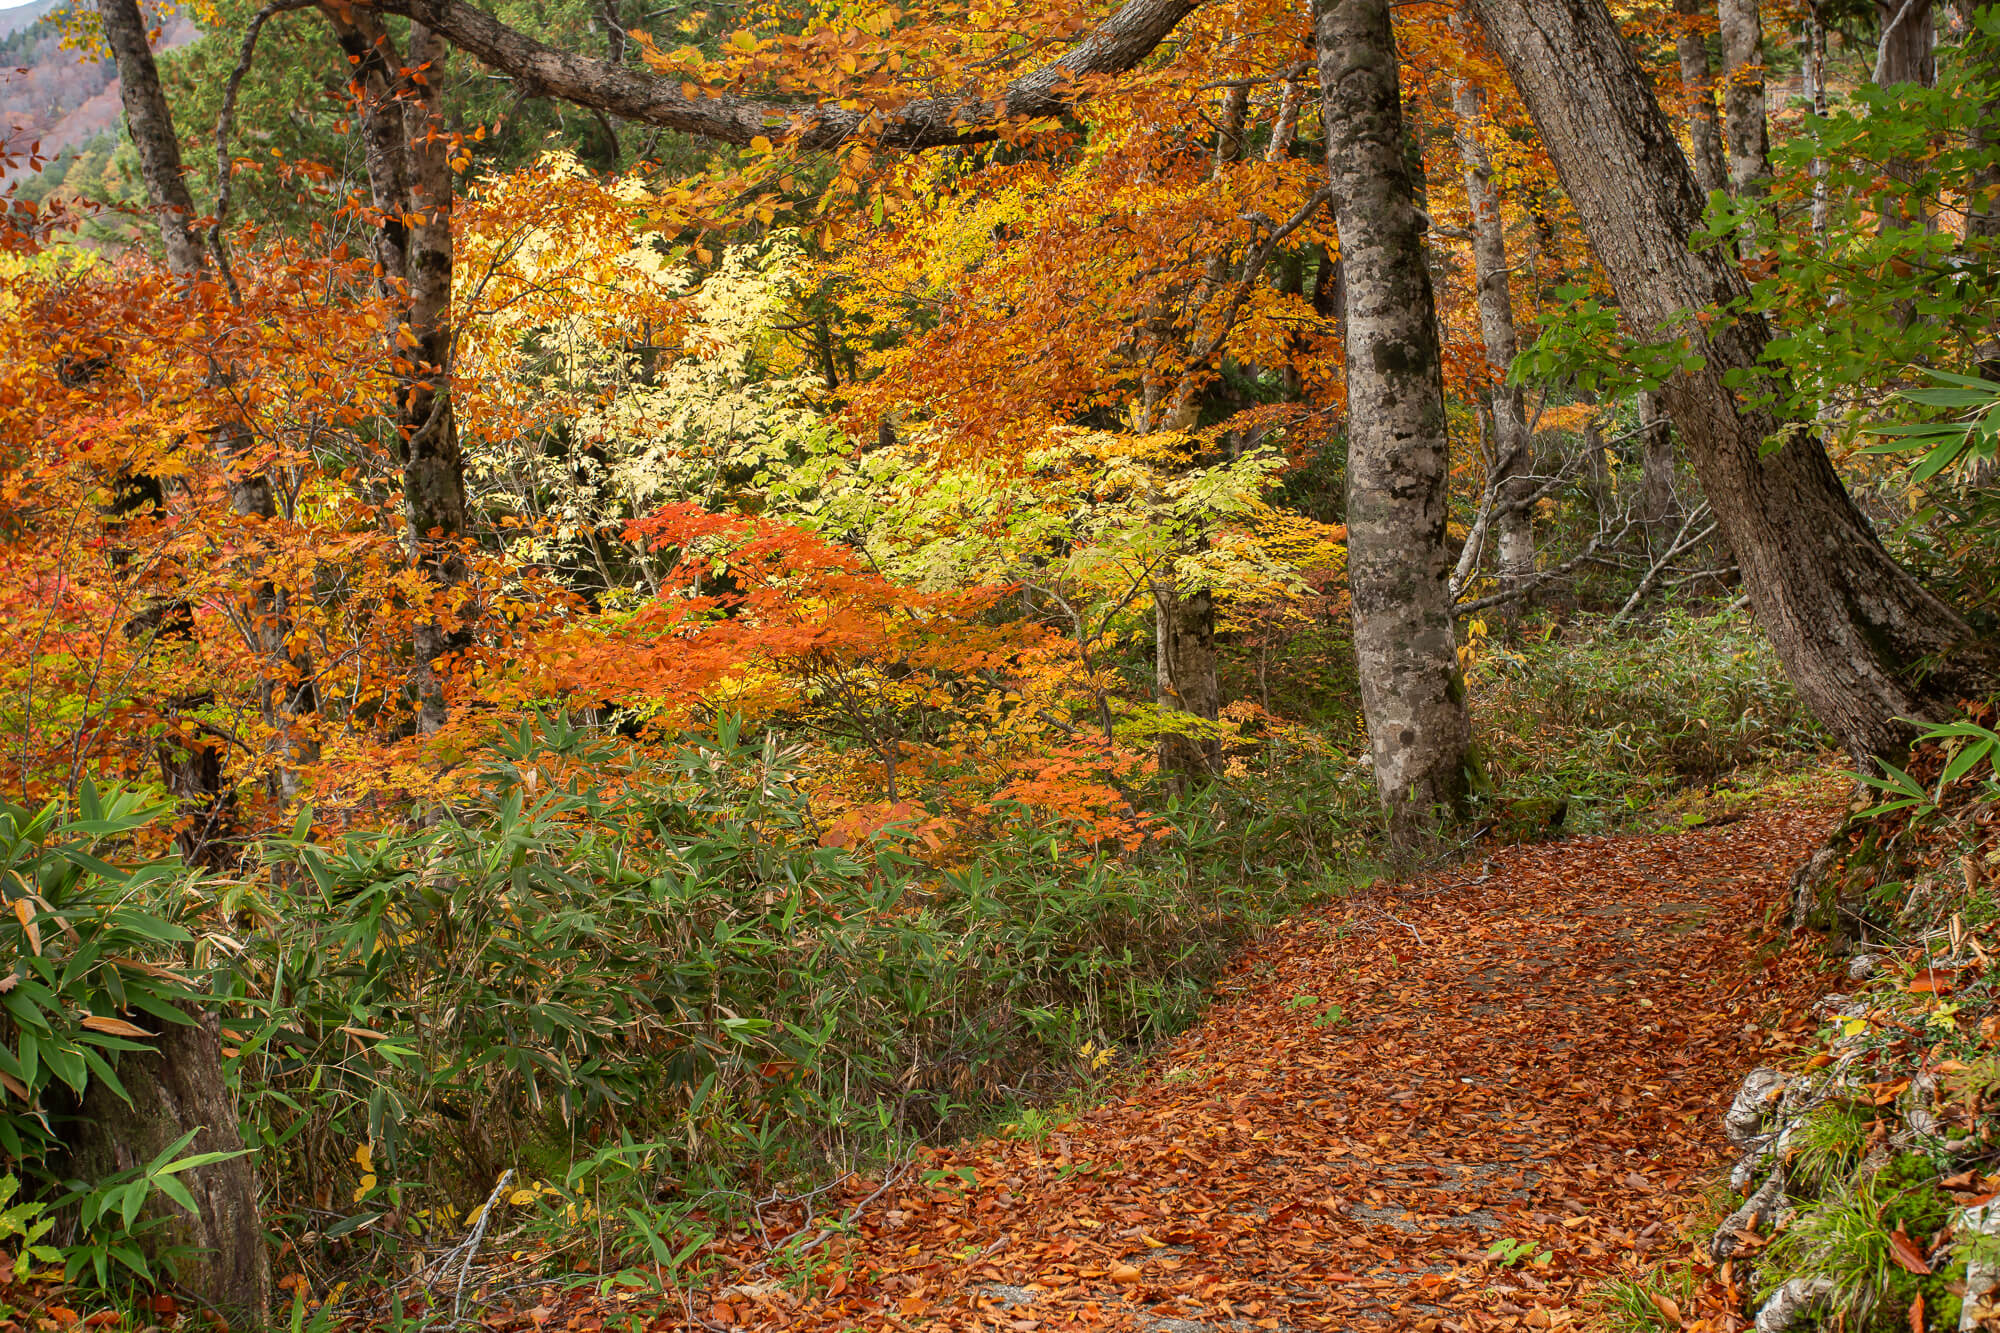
[0,1,193,181]
[0,0,60,37]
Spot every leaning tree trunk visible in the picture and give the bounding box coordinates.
[1470,0,1995,759]
[1451,45,1537,598]
[1675,0,1732,195]
[100,0,202,274]
[1717,0,1769,199]
[1315,0,1471,840]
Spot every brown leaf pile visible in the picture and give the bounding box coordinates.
[562,798,1844,1333]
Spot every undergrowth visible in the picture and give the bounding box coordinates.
[1469,606,1824,832]
[3,715,1376,1312]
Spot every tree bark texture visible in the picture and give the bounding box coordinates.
[1451,57,1537,596]
[1875,0,1937,87]
[357,0,1201,149]
[99,0,203,275]
[325,7,469,733]
[1315,0,1470,837]
[1470,0,1995,757]
[1640,390,1679,533]
[75,12,271,1313]
[1953,0,2000,242]
[1717,0,1769,197]
[69,1008,268,1322]
[1152,582,1221,780]
[1674,0,1731,195]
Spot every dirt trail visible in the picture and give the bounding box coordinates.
[683,801,1841,1332]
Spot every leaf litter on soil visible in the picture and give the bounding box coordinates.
[493,797,1843,1332]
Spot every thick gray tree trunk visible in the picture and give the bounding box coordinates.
[1315,0,1470,839]
[1451,53,1537,597]
[1470,0,1996,758]
[1675,0,1731,195]
[1876,0,1937,87]
[1717,0,1770,197]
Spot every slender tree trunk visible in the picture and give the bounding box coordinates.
[1954,0,2000,242]
[1876,0,1939,232]
[70,4,269,1316]
[1315,0,1470,839]
[326,9,469,734]
[1470,0,1996,758]
[401,24,468,735]
[1639,390,1679,550]
[1152,581,1221,780]
[1717,0,1770,198]
[1451,46,1537,598]
[1675,0,1731,195]
[1145,82,1255,782]
[1804,2,1832,234]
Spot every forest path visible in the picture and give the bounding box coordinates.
[683,800,1841,1332]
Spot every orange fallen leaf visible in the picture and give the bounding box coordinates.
[1888,1227,1930,1275]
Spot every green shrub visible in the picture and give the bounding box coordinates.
[237,716,1324,1276]
[1471,607,1824,828]
[0,783,252,1293]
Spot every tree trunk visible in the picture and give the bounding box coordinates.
[78,7,270,1316]
[1675,0,1731,195]
[1717,0,1770,198]
[326,9,469,734]
[69,1007,268,1324]
[1875,0,1937,231]
[1953,0,2000,242]
[1315,0,1470,839]
[1470,0,1995,758]
[1451,45,1537,599]
[1639,390,1680,561]
[1876,0,1937,87]
[1153,581,1221,781]
[1804,2,1832,234]
[99,0,202,274]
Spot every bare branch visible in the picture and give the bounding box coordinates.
[344,0,1206,148]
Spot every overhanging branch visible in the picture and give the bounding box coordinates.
[341,0,1206,148]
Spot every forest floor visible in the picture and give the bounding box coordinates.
[527,795,1847,1333]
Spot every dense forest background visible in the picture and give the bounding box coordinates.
[0,0,1998,1323]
